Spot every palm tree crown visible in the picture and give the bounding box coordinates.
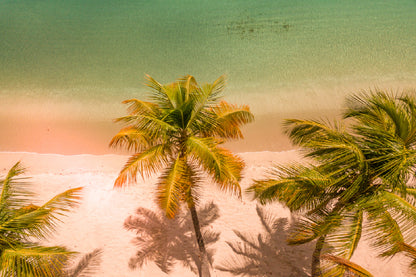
[111,75,253,276]
[249,91,416,276]
[111,75,253,217]
[0,162,83,277]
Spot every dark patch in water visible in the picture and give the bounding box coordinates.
[224,12,293,39]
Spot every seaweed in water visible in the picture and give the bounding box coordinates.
[225,12,293,39]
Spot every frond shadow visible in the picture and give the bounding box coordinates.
[124,202,220,275]
[65,248,103,277]
[217,205,312,276]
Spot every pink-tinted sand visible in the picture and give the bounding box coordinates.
[0,151,411,276]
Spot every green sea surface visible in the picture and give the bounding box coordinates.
[1,0,415,153]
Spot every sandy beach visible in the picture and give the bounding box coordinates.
[0,151,410,276]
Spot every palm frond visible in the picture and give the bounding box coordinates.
[288,212,341,245]
[0,187,82,241]
[324,209,363,259]
[122,98,158,115]
[283,118,344,148]
[0,162,33,212]
[177,75,197,102]
[399,92,416,147]
[157,156,188,218]
[201,75,226,103]
[144,75,175,109]
[379,191,416,245]
[114,113,176,140]
[1,246,75,277]
[114,144,170,187]
[399,242,416,271]
[361,195,404,257]
[109,126,153,152]
[208,101,254,140]
[185,136,243,197]
[247,164,328,212]
[321,254,374,277]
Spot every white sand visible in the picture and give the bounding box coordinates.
[0,151,410,276]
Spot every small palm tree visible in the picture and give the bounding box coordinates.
[248,91,416,276]
[110,74,254,276]
[0,162,82,276]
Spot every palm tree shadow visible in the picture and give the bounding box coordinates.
[217,205,313,277]
[124,202,220,275]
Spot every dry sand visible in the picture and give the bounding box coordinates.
[0,151,410,276]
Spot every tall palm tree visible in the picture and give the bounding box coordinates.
[0,162,82,276]
[110,74,254,276]
[248,91,416,276]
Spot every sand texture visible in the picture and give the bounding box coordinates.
[0,151,410,276]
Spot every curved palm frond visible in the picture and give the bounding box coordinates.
[321,254,373,277]
[399,93,416,147]
[248,164,328,212]
[109,126,153,153]
[323,209,363,259]
[185,136,243,197]
[0,162,33,212]
[398,243,416,272]
[157,155,188,218]
[378,191,416,246]
[288,208,343,246]
[362,198,404,257]
[114,113,176,140]
[206,101,254,140]
[122,99,159,116]
[1,245,74,277]
[283,118,345,148]
[114,143,170,187]
[145,75,175,109]
[0,187,82,240]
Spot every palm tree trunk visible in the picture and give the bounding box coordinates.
[311,235,326,277]
[188,202,214,277]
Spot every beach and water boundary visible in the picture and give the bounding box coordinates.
[1,1,416,275]
[1,0,415,155]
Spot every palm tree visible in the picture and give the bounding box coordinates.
[248,91,416,276]
[0,162,82,276]
[110,74,254,276]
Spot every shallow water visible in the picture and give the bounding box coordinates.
[1,0,415,153]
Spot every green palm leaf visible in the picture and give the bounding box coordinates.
[324,209,363,259]
[1,246,74,277]
[208,101,254,140]
[185,136,242,196]
[248,164,328,212]
[321,254,373,277]
[114,144,170,187]
[157,156,188,218]
[0,162,33,212]
[109,126,153,152]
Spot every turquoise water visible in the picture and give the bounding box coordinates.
[1,0,416,153]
